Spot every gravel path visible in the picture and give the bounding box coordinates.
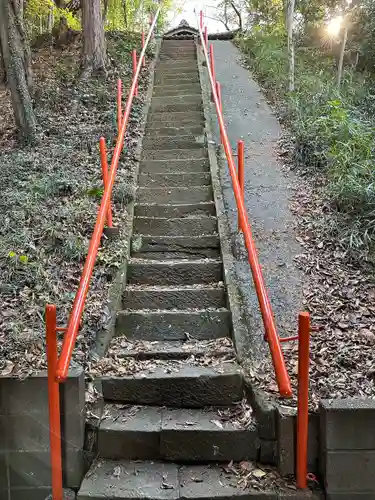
[211,41,303,345]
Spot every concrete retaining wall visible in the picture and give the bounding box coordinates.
[320,399,375,499]
[249,390,375,498]
[0,368,85,500]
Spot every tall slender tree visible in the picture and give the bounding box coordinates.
[286,0,295,91]
[0,0,37,141]
[81,0,106,75]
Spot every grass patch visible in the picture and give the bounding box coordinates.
[238,31,375,254]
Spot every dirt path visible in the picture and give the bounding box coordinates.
[211,40,303,346]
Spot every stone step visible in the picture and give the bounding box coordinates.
[133,216,217,236]
[150,101,203,114]
[155,69,198,80]
[127,258,223,285]
[101,363,243,407]
[140,159,210,173]
[115,309,231,341]
[138,172,211,187]
[158,56,197,62]
[151,93,202,107]
[122,285,226,310]
[145,126,204,137]
[142,135,205,151]
[147,111,205,127]
[131,235,220,260]
[156,64,197,72]
[153,86,201,96]
[97,405,257,461]
[137,186,212,204]
[154,75,200,86]
[78,460,317,500]
[134,203,216,217]
[106,338,234,360]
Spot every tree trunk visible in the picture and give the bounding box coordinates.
[286,0,295,92]
[230,1,242,30]
[0,0,37,141]
[48,5,54,32]
[337,20,348,87]
[81,0,106,75]
[103,0,109,25]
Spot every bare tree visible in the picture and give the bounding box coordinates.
[0,0,37,141]
[286,0,295,91]
[81,0,106,75]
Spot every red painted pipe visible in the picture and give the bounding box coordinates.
[296,312,310,489]
[142,31,145,67]
[117,78,122,133]
[197,15,292,397]
[46,304,63,500]
[55,8,161,382]
[99,137,113,228]
[133,49,138,97]
[237,140,244,231]
[200,10,203,30]
[204,26,208,49]
[216,81,223,144]
[209,44,216,102]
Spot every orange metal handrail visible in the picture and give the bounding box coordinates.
[197,16,292,397]
[55,8,160,382]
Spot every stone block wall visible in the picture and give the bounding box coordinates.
[0,368,85,500]
[320,399,375,499]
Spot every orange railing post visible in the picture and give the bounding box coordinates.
[216,81,223,144]
[237,140,245,231]
[117,78,122,134]
[209,44,216,102]
[99,137,113,228]
[133,49,138,97]
[196,12,292,397]
[142,31,145,67]
[46,304,63,500]
[296,311,310,489]
[200,10,203,30]
[204,26,208,49]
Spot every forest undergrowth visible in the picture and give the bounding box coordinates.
[0,32,153,377]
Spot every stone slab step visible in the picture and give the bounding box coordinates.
[139,172,211,187]
[107,338,234,360]
[154,76,200,86]
[78,460,319,500]
[147,111,204,127]
[149,101,203,114]
[155,66,198,75]
[97,405,257,461]
[101,363,243,407]
[142,135,205,151]
[127,259,223,285]
[123,285,226,310]
[145,126,204,137]
[151,94,202,108]
[137,186,212,204]
[133,216,217,236]
[141,149,207,162]
[131,235,220,260]
[153,86,201,97]
[140,159,209,174]
[115,309,231,341]
[134,203,216,217]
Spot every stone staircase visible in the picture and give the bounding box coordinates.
[77,39,313,500]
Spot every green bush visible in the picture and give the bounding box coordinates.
[239,31,375,251]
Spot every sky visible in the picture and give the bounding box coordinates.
[166,0,225,33]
